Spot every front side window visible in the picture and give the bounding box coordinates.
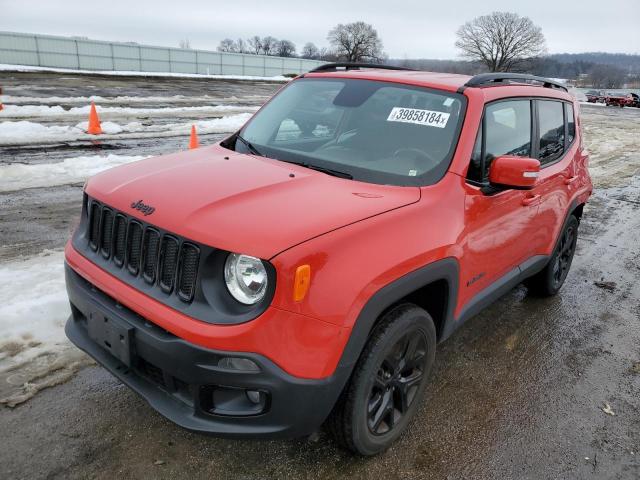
[538,100,565,164]
[232,78,466,186]
[467,100,532,184]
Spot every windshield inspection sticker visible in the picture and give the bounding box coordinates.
[387,107,450,128]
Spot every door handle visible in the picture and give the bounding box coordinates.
[564,176,578,185]
[522,194,541,206]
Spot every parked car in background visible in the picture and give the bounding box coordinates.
[629,93,640,108]
[604,91,632,107]
[585,90,604,103]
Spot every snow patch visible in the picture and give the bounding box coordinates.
[0,251,69,356]
[0,63,291,82]
[0,153,147,192]
[3,94,270,106]
[0,112,251,145]
[0,251,93,407]
[0,103,258,118]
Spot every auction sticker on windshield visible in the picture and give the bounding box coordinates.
[387,107,450,128]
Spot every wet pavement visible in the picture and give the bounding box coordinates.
[0,72,639,479]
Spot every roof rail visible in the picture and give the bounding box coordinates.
[464,73,568,92]
[308,62,414,73]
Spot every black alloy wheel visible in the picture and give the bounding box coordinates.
[367,332,427,435]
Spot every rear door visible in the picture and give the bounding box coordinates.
[532,99,576,253]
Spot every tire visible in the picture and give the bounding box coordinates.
[526,215,579,297]
[328,304,436,455]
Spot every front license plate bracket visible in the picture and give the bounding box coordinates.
[87,312,134,367]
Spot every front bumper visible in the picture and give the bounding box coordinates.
[65,264,347,438]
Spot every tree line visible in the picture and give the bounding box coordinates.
[201,13,636,88]
[214,22,385,62]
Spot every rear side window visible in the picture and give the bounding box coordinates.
[466,100,532,183]
[538,100,565,164]
[566,103,575,144]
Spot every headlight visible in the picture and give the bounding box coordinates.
[224,253,268,305]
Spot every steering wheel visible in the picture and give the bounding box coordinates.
[392,148,438,168]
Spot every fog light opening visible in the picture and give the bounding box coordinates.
[246,389,262,404]
[200,385,269,416]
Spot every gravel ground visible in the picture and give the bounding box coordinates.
[0,72,638,479]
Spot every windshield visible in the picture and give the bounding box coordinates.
[231,78,466,186]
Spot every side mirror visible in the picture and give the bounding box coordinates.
[488,155,540,189]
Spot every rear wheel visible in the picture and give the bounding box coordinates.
[329,304,436,455]
[526,215,579,296]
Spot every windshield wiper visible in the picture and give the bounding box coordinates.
[286,161,353,179]
[235,134,264,157]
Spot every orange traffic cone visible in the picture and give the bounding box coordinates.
[189,125,199,149]
[87,102,102,135]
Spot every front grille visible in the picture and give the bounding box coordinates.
[84,198,200,304]
[100,208,113,259]
[177,243,199,302]
[137,358,166,387]
[126,221,143,275]
[89,203,101,251]
[159,236,179,293]
[142,228,160,284]
[113,214,127,267]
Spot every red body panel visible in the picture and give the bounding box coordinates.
[85,145,419,260]
[67,70,593,381]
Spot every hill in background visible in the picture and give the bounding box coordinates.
[388,52,640,87]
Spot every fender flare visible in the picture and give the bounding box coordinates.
[335,257,459,373]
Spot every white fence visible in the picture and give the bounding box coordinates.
[0,31,325,76]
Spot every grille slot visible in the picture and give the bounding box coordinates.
[100,208,114,259]
[159,236,179,293]
[177,243,199,302]
[126,221,143,276]
[142,228,160,284]
[112,214,127,267]
[84,198,202,305]
[88,202,101,251]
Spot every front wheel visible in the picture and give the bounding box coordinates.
[328,304,436,455]
[526,215,579,296]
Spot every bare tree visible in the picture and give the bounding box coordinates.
[178,38,191,49]
[455,12,546,72]
[301,42,319,59]
[261,36,279,55]
[217,38,237,53]
[275,39,296,57]
[235,38,247,54]
[589,64,626,88]
[327,22,384,63]
[247,35,262,55]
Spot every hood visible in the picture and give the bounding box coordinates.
[85,144,420,259]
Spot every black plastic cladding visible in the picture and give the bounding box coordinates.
[73,196,276,325]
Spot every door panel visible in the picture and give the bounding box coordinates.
[458,185,540,313]
[458,98,542,313]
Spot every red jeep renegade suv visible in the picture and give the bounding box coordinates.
[65,64,592,455]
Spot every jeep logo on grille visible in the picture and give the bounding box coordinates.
[130,200,155,216]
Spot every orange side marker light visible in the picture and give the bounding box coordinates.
[293,265,311,302]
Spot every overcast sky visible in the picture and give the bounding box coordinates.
[2,0,639,58]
